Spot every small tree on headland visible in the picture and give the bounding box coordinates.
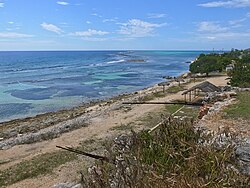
[189,55,222,76]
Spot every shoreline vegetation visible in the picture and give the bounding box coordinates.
[0,49,250,187]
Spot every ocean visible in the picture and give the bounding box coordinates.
[0,50,206,122]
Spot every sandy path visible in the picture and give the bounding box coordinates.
[0,75,228,188]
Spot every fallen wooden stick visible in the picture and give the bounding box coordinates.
[56,146,111,163]
[123,101,203,106]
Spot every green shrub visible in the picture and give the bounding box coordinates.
[82,119,249,187]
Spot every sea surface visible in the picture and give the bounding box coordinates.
[0,51,206,122]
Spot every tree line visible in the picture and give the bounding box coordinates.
[189,49,250,87]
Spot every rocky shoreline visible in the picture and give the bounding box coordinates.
[0,75,188,150]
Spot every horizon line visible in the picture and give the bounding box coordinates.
[0,49,230,52]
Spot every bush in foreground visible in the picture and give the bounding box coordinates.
[81,119,249,188]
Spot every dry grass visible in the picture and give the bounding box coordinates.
[111,122,135,131]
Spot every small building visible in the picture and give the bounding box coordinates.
[182,81,221,102]
[226,64,234,72]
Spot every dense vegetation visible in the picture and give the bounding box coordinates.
[190,54,226,76]
[189,49,250,87]
[82,119,249,187]
[229,55,250,87]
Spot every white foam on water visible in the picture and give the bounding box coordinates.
[106,59,126,64]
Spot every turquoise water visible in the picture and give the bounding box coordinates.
[0,51,206,122]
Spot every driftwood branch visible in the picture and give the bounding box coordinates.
[56,146,111,163]
[123,101,203,106]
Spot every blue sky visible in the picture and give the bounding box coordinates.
[0,0,250,50]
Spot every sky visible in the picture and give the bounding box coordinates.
[0,0,250,50]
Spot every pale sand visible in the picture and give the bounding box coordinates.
[0,75,228,188]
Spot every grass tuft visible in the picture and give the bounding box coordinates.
[111,122,135,131]
[224,92,250,120]
[0,151,77,187]
[166,85,185,93]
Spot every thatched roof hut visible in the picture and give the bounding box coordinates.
[182,81,221,102]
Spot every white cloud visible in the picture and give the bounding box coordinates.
[195,20,250,41]
[0,32,33,38]
[103,18,117,23]
[57,1,69,6]
[198,0,250,8]
[148,13,166,18]
[197,21,228,33]
[8,21,14,24]
[81,37,107,41]
[205,36,217,40]
[198,32,250,41]
[228,18,246,27]
[0,2,4,8]
[86,21,91,24]
[118,19,166,37]
[71,29,109,37]
[41,23,63,34]
[91,13,102,18]
[6,27,20,31]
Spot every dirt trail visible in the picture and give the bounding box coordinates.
[0,76,228,188]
